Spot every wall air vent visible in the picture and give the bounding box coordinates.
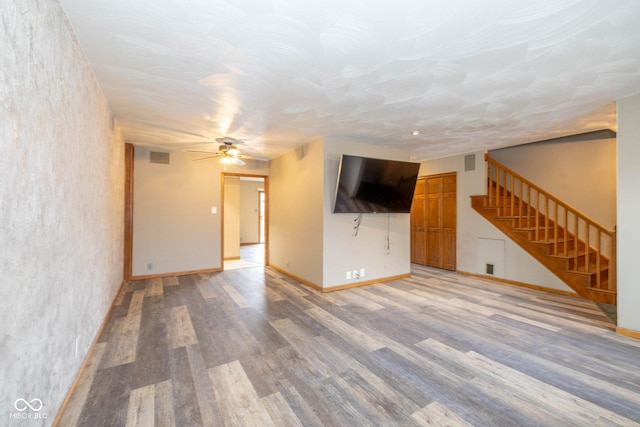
[464,154,475,171]
[486,263,494,275]
[150,151,170,165]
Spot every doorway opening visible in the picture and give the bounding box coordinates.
[222,173,268,270]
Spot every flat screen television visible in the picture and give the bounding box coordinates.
[333,155,420,213]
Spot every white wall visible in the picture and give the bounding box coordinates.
[240,180,263,244]
[1,1,124,422]
[617,95,640,332]
[323,138,413,288]
[419,152,573,293]
[269,141,325,286]
[132,149,268,276]
[491,133,617,228]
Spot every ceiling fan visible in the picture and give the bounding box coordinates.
[188,137,247,167]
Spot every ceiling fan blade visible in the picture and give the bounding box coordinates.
[187,149,220,154]
[235,158,246,166]
[194,155,219,161]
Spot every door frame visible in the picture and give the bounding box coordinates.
[123,143,134,281]
[258,189,265,244]
[221,172,269,269]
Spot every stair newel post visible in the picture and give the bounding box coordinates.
[484,158,493,206]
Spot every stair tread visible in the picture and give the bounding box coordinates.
[587,287,616,294]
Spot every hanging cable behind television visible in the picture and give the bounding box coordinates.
[353,214,363,237]
[385,214,390,255]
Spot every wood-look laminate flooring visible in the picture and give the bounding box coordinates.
[224,244,264,270]
[58,265,640,426]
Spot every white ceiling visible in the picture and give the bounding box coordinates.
[59,0,640,161]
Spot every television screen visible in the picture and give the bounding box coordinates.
[333,155,420,213]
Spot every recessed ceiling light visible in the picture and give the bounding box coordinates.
[412,130,420,136]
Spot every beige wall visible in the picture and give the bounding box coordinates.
[1,0,124,419]
[269,141,325,286]
[491,133,617,228]
[224,177,241,259]
[419,151,573,293]
[617,95,640,332]
[270,138,415,289]
[240,180,263,244]
[132,149,268,276]
[323,138,414,288]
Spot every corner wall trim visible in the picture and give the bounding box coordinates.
[457,270,579,298]
[131,267,222,280]
[321,273,411,292]
[269,264,410,293]
[269,264,322,291]
[616,327,640,340]
[52,279,128,426]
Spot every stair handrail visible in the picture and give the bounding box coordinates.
[484,153,616,295]
[484,153,615,234]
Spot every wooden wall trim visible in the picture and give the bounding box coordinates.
[269,264,322,291]
[457,270,579,297]
[123,143,134,282]
[269,264,410,293]
[52,279,128,426]
[131,267,222,281]
[322,273,411,292]
[616,327,640,340]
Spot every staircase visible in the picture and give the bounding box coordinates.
[471,154,616,305]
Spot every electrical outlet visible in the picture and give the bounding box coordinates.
[147,263,153,271]
[346,271,351,280]
[360,268,365,277]
[353,270,359,279]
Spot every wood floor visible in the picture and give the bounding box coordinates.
[224,244,264,271]
[58,265,640,426]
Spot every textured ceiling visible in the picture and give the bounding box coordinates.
[59,0,640,160]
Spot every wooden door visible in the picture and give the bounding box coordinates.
[410,178,426,264]
[441,174,456,270]
[411,173,456,270]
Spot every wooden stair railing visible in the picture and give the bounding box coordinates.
[472,153,616,305]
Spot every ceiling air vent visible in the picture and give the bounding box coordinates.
[464,154,475,171]
[150,151,170,165]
